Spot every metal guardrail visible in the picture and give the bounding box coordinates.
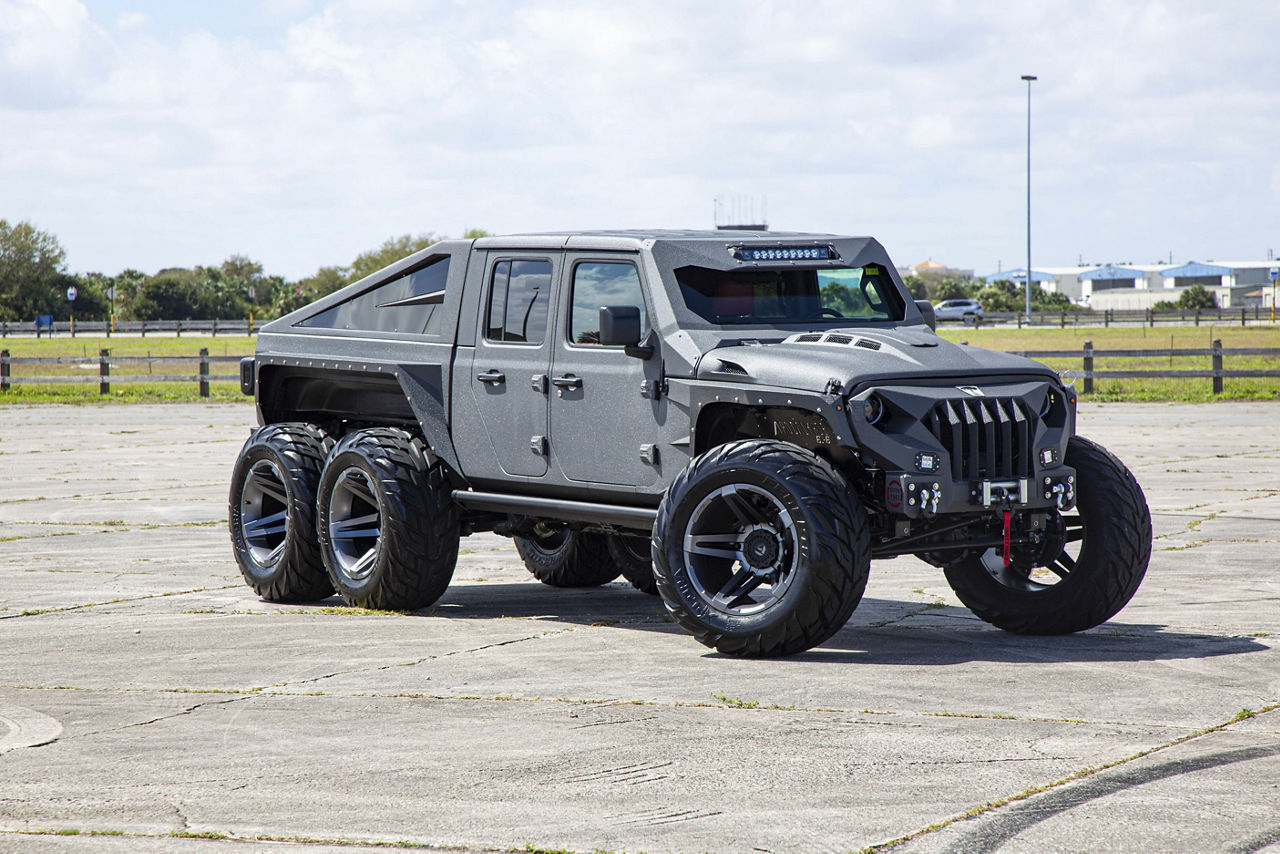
[0,319,260,338]
[0,349,240,397]
[1013,339,1280,394]
[943,306,1278,328]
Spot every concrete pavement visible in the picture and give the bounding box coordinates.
[0,401,1277,853]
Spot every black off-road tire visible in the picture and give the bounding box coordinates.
[608,534,659,595]
[317,428,459,611]
[652,439,871,657]
[514,529,618,587]
[229,423,335,602]
[943,435,1151,634]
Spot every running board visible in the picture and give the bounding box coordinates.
[451,490,658,531]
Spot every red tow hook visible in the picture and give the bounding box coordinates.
[1002,510,1012,567]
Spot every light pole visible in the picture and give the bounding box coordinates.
[1021,74,1037,324]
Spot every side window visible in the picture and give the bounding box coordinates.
[569,261,648,345]
[297,256,449,334]
[485,258,551,344]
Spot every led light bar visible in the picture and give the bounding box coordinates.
[733,245,836,262]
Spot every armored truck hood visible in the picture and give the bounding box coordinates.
[694,328,1056,392]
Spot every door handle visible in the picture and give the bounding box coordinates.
[477,369,506,385]
[550,374,582,390]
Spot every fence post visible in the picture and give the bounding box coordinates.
[1059,310,1066,328]
[1,349,9,392]
[199,347,210,398]
[1104,309,1110,328]
[1212,338,1223,395]
[212,318,218,337]
[1241,307,1247,327]
[141,320,147,338]
[1195,307,1200,327]
[1082,340,1094,395]
[177,319,182,338]
[1017,313,1023,329]
[99,348,110,395]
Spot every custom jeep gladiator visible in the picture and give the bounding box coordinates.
[230,230,1151,656]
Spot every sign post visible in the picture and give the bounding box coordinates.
[106,285,116,336]
[1270,268,1277,323]
[66,285,78,337]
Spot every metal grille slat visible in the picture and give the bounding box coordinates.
[923,395,1041,483]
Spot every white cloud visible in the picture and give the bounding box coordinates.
[1,0,1277,278]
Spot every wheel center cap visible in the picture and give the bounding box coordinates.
[743,529,780,570]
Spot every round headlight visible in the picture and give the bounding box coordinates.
[864,395,884,426]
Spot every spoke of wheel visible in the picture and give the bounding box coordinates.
[713,568,765,607]
[331,512,380,541]
[722,486,768,526]
[244,510,287,539]
[348,548,376,577]
[1064,529,1084,543]
[342,477,377,508]
[250,474,288,506]
[686,533,746,561]
[265,541,285,564]
[1052,551,1077,575]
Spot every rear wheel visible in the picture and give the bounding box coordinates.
[943,436,1151,634]
[653,440,870,657]
[608,534,658,595]
[229,423,334,603]
[515,528,618,587]
[317,428,459,611]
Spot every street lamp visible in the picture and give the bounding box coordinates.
[1021,74,1037,325]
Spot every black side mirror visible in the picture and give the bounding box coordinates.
[599,305,642,346]
[914,299,937,331]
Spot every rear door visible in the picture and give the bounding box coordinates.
[468,255,558,478]
[548,254,663,487]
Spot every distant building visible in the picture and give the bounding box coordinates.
[983,259,1280,309]
[897,259,975,279]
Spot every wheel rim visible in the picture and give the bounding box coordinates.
[526,527,570,555]
[979,510,1084,592]
[240,459,290,567]
[682,483,799,616]
[327,468,382,581]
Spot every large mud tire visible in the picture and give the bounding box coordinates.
[317,428,459,611]
[943,435,1151,634]
[515,529,618,587]
[229,423,335,603]
[608,534,659,595]
[652,440,870,657]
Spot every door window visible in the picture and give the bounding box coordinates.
[486,259,551,344]
[569,261,648,345]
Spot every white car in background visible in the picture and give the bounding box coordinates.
[932,298,984,323]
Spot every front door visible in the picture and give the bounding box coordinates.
[549,255,663,487]
[469,255,557,478]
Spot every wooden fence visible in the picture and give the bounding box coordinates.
[0,349,240,397]
[0,319,259,338]
[944,305,1278,328]
[1015,340,1280,394]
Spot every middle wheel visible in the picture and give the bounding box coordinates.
[653,439,870,657]
[316,428,459,611]
[514,528,618,587]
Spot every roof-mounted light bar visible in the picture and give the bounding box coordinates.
[732,244,838,263]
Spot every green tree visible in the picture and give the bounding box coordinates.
[0,219,75,322]
[1177,284,1216,309]
[347,233,442,284]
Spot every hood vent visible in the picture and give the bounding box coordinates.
[785,332,884,350]
[714,359,749,376]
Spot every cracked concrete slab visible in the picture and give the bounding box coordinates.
[0,401,1278,853]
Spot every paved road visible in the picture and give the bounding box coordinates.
[0,402,1277,853]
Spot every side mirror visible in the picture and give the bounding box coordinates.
[599,305,642,346]
[914,299,937,331]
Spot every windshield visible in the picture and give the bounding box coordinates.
[675,264,903,325]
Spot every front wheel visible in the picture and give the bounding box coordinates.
[653,440,870,657]
[943,436,1151,634]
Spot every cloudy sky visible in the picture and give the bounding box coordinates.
[3,0,1278,280]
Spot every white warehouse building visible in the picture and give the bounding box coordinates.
[983,260,1280,309]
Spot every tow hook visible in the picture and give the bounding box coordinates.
[917,485,941,516]
[1050,480,1075,510]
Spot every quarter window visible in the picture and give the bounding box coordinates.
[486,259,551,344]
[569,261,648,345]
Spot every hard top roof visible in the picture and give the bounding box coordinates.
[472,229,852,251]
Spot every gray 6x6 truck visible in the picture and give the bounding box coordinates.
[230,230,1152,657]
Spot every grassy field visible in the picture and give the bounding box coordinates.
[2,327,1278,403]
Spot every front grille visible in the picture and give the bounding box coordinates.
[924,397,1035,481]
